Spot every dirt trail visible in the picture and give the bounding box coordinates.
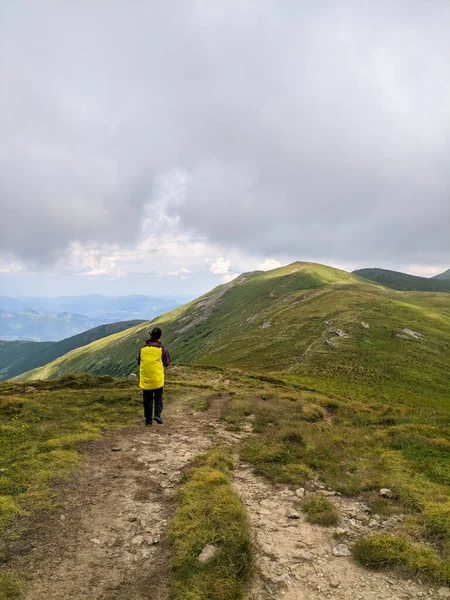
[7,393,445,600]
[19,393,238,600]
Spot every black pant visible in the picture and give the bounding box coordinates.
[143,387,163,423]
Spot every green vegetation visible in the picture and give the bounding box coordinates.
[219,373,450,585]
[0,340,54,381]
[162,364,450,585]
[302,495,339,526]
[3,261,450,591]
[14,261,450,416]
[0,374,142,535]
[1,362,450,592]
[353,267,450,292]
[169,447,251,600]
[0,573,23,600]
[353,534,450,585]
[0,320,144,381]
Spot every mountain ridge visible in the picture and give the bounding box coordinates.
[353,267,450,292]
[14,261,450,411]
[0,320,145,381]
[432,268,450,280]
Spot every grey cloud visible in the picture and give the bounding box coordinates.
[1,0,449,266]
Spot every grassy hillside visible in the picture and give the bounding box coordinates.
[354,268,450,292]
[1,320,144,381]
[433,268,450,280]
[0,341,54,380]
[15,262,450,410]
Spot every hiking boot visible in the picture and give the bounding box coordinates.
[154,416,163,424]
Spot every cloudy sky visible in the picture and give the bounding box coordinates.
[1,0,449,297]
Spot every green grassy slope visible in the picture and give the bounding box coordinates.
[15,262,450,410]
[0,341,54,380]
[354,268,450,292]
[433,268,450,280]
[1,320,144,381]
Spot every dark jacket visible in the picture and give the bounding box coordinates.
[137,339,171,367]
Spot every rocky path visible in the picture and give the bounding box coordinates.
[7,392,448,600]
[234,467,444,600]
[19,393,238,600]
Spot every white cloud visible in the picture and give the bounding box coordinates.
[208,257,241,283]
[406,264,448,278]
[209,258,231,275]
[257,258,282,271]
[0,257,23,273]
[220,272,239,284]
[167,268,191,279]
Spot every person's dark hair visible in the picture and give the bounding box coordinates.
[149,327,162,342]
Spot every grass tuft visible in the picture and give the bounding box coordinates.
[302,495,339,526]
[0,573,23,599]
[422,506,450,546]
[353,533,450,585]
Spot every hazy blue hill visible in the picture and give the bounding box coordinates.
[0,295,189,341]
[0,294,190,322]
[432,268,450,280]
[15,261,450,410]
[0,320,144,381]
[0,309,104,341]
[353,267,450,292]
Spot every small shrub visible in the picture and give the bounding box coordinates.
[302,495,339,526]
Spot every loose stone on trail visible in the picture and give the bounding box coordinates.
[332,544,351,557]
[379,488,395,499]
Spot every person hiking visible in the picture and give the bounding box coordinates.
[137,327,171,426]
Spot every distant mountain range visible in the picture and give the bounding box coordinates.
[14,261,450,409]
[0,320,144,381]
[353,268,450,292]
[0,309,105,342]
[0,295,189,341]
